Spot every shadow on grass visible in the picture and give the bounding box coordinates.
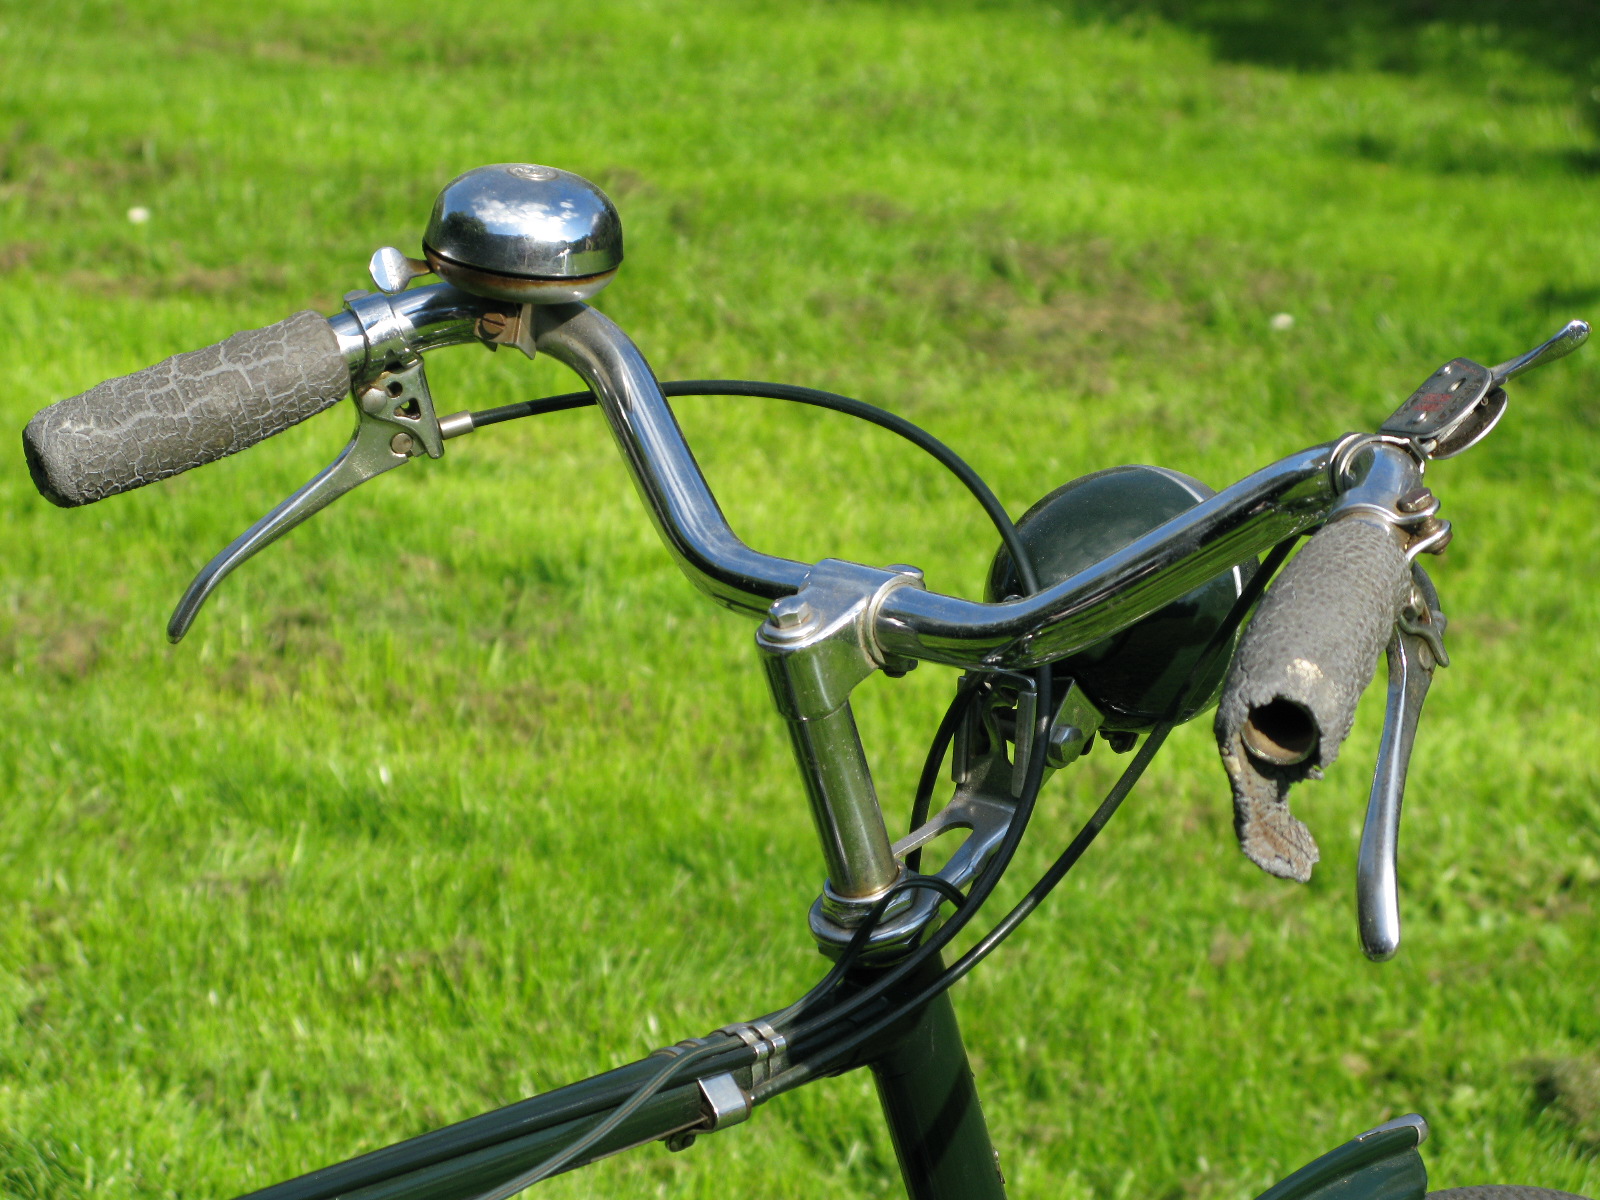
[1134,0,1600,175]
[889,0,1596,80]
[874,0,1600,159]
[1101,0,1595,80]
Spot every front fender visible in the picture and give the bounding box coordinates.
[1255,1115,1429,1200]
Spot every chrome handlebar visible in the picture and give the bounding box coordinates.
[190,280,1581,678]
[529,300,1345,669]
[294,282,1348,668]
[39,156,1591,970]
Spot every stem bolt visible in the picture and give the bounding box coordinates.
[770,596,812,629]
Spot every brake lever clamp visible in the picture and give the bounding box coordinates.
[1380,319,1588,460]
[166,358,467,643]
[1355,563,1447,962]
[1327,436,1456,563]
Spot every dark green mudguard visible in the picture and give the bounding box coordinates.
[1257,1115,1429,1200]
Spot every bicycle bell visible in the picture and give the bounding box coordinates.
[422,163,623,304]
[987,465,1251,731]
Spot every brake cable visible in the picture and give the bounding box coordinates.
[471,380,1042,597]
[483,377,1059,1016]
[500,522,1295,1189]
[461,380,1050,1195]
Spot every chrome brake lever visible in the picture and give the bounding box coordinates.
[168,164,628,642]
[1356,564,1447,962]
[167,357,471,643]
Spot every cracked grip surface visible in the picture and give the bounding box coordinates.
[23,311,350,508]
[1215,516,1411,882]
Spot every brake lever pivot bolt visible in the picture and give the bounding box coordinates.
[1046,723,1085,768]
[1414,517,1450,551]
[1396,487,1434,514]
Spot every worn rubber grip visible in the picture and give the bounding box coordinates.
[1214,516,1412,882]
[23,310,350,508]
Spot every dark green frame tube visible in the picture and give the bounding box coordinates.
[232,963,1426,1200]
[236,1036,752,1200]
[333,1083,704,1200]
[866,975,1007,1200]
[790,951,1010,1200]
[232,952,1009,1200]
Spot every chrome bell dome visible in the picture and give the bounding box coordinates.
[422,163,623,304]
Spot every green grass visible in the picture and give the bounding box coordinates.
[2,1,1599,1197]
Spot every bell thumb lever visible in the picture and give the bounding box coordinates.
[167,357,461,643]
[1489,319,1589,387]
[1356,564,1447,961]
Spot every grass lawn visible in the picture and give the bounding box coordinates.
[1,1,1597,1197]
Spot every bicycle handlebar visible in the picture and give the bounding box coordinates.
[15,143,1595,1200]
[19,256,1590,1196]
[22,287,1425,674]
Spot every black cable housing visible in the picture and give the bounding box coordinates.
[463,379,1047,1197]
[476,377,1053,1030]
[471,380,1040,598]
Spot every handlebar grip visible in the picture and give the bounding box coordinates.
[1214,516,1412,881]
[23,310,351,508]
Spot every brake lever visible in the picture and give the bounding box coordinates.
[167,357,471,642]
[1380,319,1588,459]
[1357,323,1587,949]
[1356,563,1447,961]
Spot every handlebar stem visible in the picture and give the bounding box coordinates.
[756,561,928,904]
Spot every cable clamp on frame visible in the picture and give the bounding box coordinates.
[717,1018,788,1089]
